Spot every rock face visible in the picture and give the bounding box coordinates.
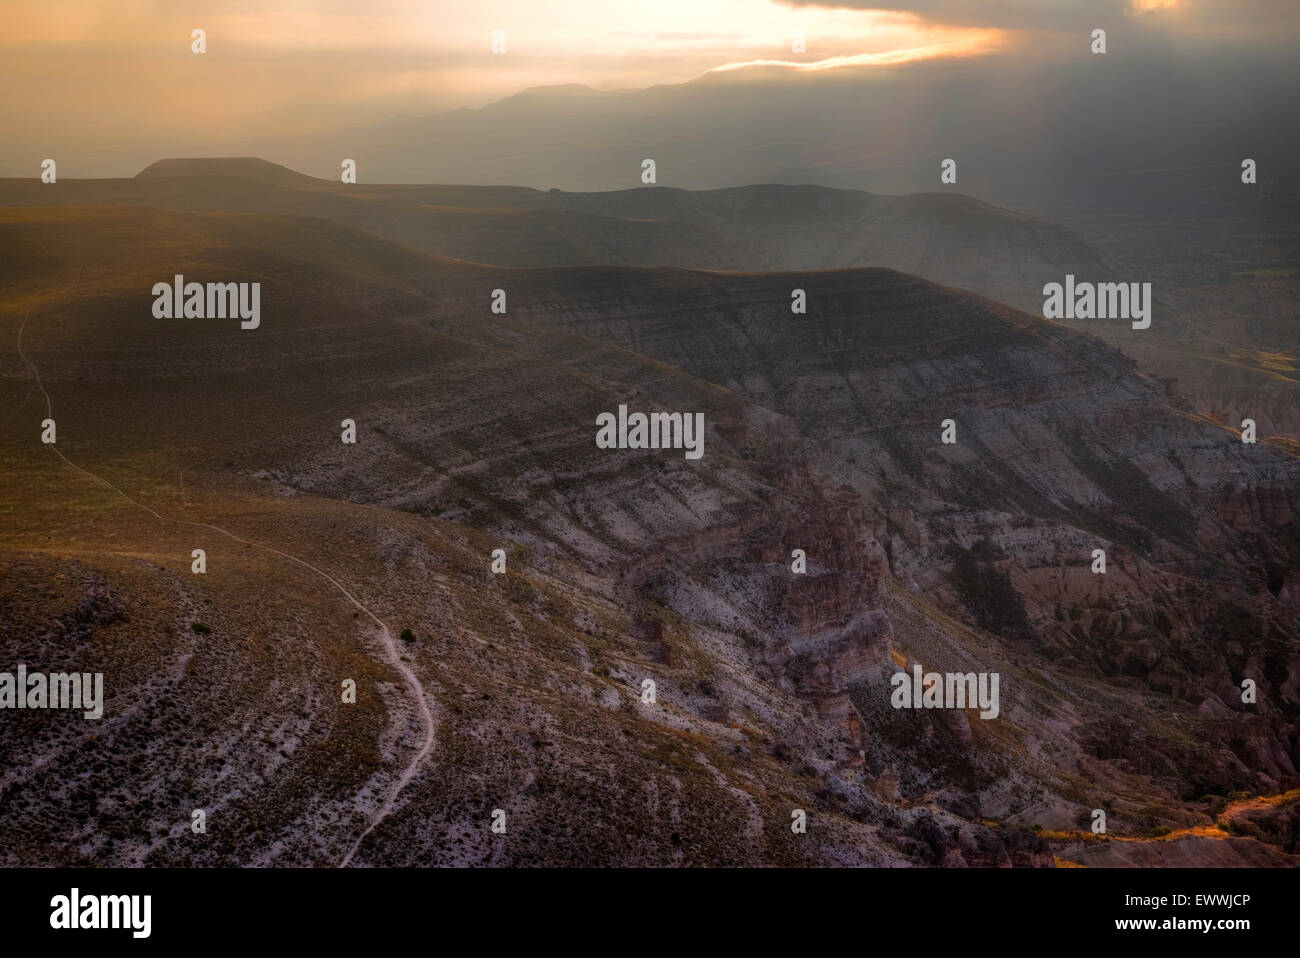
[429,258,1300,810]
[1,200,1297,867]
[1229,799,1300,853]
[903,813,1053,868]
[609,460,897,728]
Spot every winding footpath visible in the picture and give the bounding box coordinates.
[16,282,436,866]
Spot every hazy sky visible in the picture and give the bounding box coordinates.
[4,0,1298,178]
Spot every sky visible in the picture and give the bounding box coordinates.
[3,0,1299,180]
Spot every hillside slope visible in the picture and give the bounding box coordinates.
[0,159,1101,311]
[2,204,1296,866]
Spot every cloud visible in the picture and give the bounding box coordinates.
[775,0,1300,36]
[706,28,1006,73]
[774,0,1131,28]
[5,0,1296,180]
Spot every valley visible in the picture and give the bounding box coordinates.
[0,165,1296,868]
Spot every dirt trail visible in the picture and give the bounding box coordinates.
[16,285,436,866]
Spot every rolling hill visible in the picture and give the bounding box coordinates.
[0,157,1102,313]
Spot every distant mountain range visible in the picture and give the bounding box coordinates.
[263,58,1297,215]
[8,52,1299,217]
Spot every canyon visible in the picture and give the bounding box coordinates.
[0,161,1296,867]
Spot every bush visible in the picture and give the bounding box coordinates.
[400,628,415,643]
[191,622,211,635]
